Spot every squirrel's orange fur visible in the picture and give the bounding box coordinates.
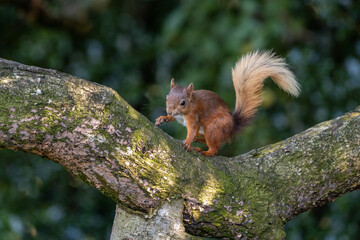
[155,51,300,156]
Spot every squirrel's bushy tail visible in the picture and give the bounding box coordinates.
[232,50,300,132]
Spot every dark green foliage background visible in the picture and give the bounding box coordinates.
[0,0,359,239]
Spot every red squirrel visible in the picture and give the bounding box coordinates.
[155,51,300,156]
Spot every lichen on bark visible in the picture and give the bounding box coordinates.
[1,58,360,239]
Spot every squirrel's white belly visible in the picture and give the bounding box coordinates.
[174,114,186,127]
[174,114,204,134]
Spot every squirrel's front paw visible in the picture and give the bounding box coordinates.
[181,142,192,151]
[155,116,168,126]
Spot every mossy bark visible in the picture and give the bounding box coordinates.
[0,58,359,239]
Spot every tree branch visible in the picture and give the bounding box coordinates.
[0,58,359,239]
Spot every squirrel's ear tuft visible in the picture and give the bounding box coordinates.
[187,83,194,96]
[170,78,175,89]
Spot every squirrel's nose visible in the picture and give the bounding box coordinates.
[167,110,172,115]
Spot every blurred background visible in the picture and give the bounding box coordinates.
[0,0,359,239]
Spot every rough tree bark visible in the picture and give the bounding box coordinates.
[0,58,359,240]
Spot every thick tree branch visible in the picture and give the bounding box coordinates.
[0,58,359,239]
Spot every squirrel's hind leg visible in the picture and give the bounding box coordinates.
[200,148,219,157]
[200,133,221,157]
[192,147,202,152]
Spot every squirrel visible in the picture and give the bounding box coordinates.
[155,51,300,156]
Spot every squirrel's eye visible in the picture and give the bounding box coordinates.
[180,100,186,106]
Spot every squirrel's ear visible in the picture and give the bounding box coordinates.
[170,78,175,89]
[186,83,194,96]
